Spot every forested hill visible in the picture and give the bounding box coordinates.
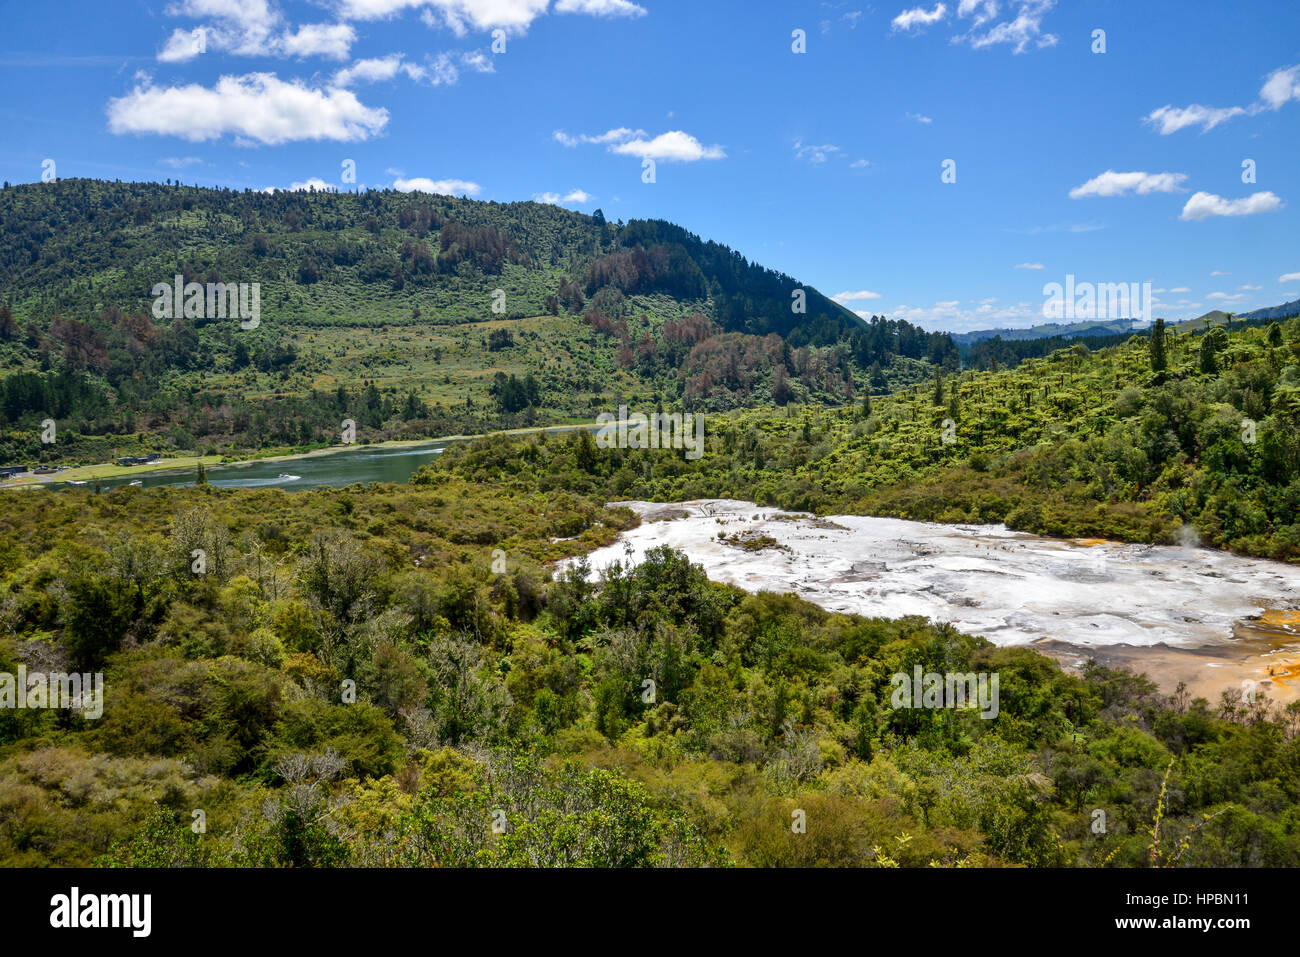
[0,179,957,460]
[0,178,876,347]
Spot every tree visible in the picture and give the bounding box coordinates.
[1200,327,1228,375]
[1267,322,1284,347]
[771,364,793,405]
[64,574,137,668]
[1149,317,1167,372]
[869,361,888,392]
[569,428,598,473]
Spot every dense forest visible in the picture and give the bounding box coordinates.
[1,469,1297,868]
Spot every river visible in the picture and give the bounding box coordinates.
[37,425,597,493]
[59,440,453,493]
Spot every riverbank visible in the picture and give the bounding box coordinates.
[0,454,225,488]
[0,420,597,490]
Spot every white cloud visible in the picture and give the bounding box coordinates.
[341,0,544,35]
[1207,292,1247,302]
[554,126,645,147]
[159,28,211,63]
[281,23,357,59]
[1280,272,1300,283]
[1179,190,1284,221]
[610,131,724,162]
[163,0,280,55]
[285,177,336,191]
[160,156,204,167]
[888,298,1046,332]
[1169,286,1191,293]
[158,1,357,60]
[459,50,495,73]
[958,0,1058,53]
[793,140,840,164]
[849,159,870,169]
[332,51,491,87]
[1144,104,1248,135]
[535,188,592,204]
[1259,65,1300,110]
[958,0,998,26]
[892,3,947,31]
[1014,262,1044,270]
[554,0,646,17]
[556,128,723,162]
[892,0,1058,52]
[339,0,644,36]
[393,176,481,195]
[1068,170,1188,199]
[906,111,933,124]
[107,73,388,144]
[333,54,410,85]
[832,290,882,303]
[1238,284,1262,291]
[1210,270,1231,276]
[1144,64,1300,135]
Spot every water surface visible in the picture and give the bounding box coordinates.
[63,441,450,492]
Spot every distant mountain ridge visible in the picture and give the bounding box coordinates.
[949,318,1140,347]
[953,297,1300,347]
[1241,298,1300,321]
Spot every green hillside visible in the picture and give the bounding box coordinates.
[0,179,955,465]
[432,316,1300,560]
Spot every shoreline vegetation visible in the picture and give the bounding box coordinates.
[0,421,599,488]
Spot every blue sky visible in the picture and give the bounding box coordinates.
[2,0,1298,332]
